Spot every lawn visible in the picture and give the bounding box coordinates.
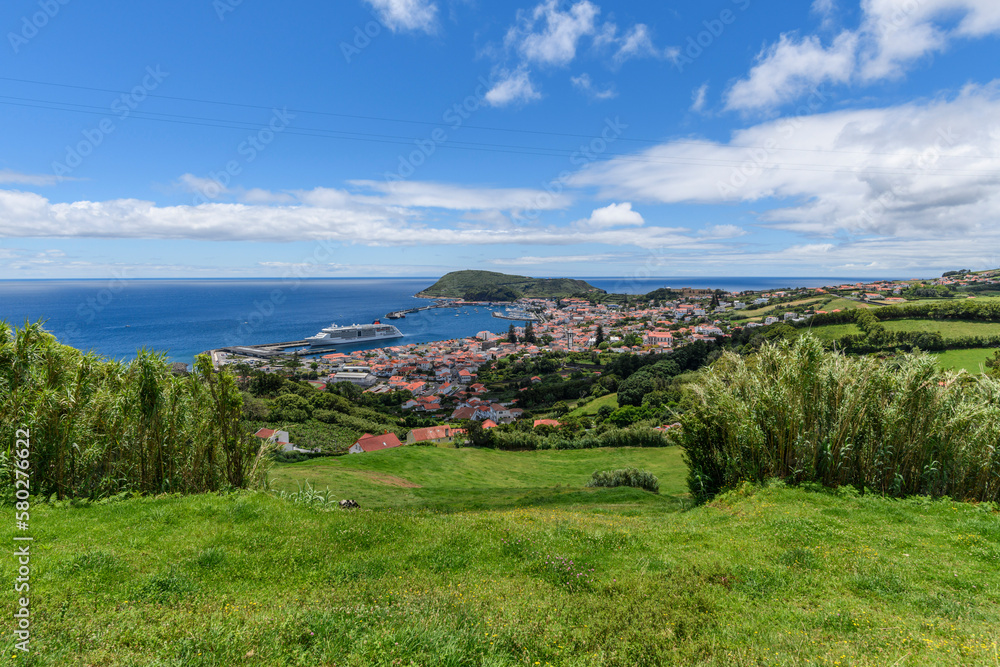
[267,445,687,510]
[932,347,997,374]
[568,393,619,417]
[5,475,999,666]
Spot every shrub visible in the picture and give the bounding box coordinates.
[586,467,659,493]
[677,333,1000,503]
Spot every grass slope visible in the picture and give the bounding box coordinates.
[268,445,687,510]
[569,393,619,417]
[417,270,601,299]
[5,481,999,666]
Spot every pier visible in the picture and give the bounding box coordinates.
[385,302,458,319]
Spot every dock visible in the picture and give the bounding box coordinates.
[385,302,458,319]
[207,339,311,367]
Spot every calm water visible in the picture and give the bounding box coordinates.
[0,276,880,364]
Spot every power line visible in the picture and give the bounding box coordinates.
[6,96,1000,178]
[3,75,997,161]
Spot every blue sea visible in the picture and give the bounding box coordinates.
[0,276,880,364]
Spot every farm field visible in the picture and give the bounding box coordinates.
[5,447,999,666]
[806,319,1000,342]
[931,347,996,373]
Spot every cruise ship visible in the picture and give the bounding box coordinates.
[305,321,403,348]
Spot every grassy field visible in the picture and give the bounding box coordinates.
[932,348,996,373]
[568,393,619,417]
[4,459,999,666]
[807,319,1000,342]
[267,445,687,510]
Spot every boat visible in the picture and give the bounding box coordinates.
[305,320,404,348]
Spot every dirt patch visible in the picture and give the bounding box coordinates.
[350,470,422,488]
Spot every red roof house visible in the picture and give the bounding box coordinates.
[348,432,403,454]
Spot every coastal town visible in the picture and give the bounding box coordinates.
[212,268,1000,450]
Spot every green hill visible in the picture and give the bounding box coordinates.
[11,447,1000,666]
[417,269,605,300]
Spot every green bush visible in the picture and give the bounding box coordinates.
[678,334,1000,503]
[586,467,659,493]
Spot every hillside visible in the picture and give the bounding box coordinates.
[9,447,999,666]
[416,269,604,300]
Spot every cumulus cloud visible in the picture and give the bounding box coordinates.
[571,82,1000,239]
[506,0,600,66]
[363,0,438,33]
[0,183,703,249]
[725,32,857,112]
[579,202,644,228]
[726,0,1000,112]
[493,1,673,105]
[484,68,542,107]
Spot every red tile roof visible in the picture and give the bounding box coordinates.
[352,432,402,452]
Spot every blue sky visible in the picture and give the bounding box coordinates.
[2,0,1000,279]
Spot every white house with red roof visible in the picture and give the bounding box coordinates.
[348,432,403,454]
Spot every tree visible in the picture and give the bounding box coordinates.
[595,324,605,347]
[508,324,518,344]
[710,290,721,309]
[617,371,657,407]
[524,321,537,344]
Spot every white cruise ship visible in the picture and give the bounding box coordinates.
[305,321,403,348]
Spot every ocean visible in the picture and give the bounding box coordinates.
[0,276,879,364]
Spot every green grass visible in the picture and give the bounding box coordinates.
[5,481,999,666]
[880,319,1000,337]
[268,445,687,510]
[932,348,997,374]
[569,393,619,416]
[806,319,1000,343]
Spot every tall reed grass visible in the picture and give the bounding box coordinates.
[678,334,1000,502]
[1,321,268,499]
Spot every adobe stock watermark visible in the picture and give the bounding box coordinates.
[673,0,752,73]
[12,426,33,654]
[382,73,500,184]
[716,85,829,198]
[189,107,295,204]
[855,125,959,230]
[56,269,131,344]
[510,116,629,224]
[7,0,70,54]
[213,0,244,21]
[222,239,339,347]
[51,66,169,177]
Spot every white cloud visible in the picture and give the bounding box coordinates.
[571,82,1000,240]
[698,224,746,239]
[507,0,600,66]
[691,83,709,112]
[570,73,617,100]
[726,0,1000,111]
[0,170,71,186]
[176,173,229,198]
[364,0,438,33]
[0,187,706,249]
[611,24,664,65]
[484,68,542,107]
[579,202,644,228]
[494,1,674,104]
[348,179,571,210]
[490,253,631,265]
[725,31,857,112]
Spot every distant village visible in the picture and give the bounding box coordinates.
[217,269,1000,452]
